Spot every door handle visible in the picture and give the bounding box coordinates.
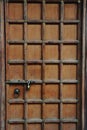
[14,88,20,98]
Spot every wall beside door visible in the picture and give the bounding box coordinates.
[85,2,87,130]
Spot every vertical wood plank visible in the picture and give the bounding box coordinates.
[0,0,5,130]
[59,1,64,130]
[85,1,87,130]
[23,0,27,130]
[82,0,86,130]
[76,1,81,130]
[41,0,45,130]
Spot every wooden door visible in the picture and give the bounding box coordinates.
[1,0,85,130]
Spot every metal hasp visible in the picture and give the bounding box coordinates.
[27,80,35,90]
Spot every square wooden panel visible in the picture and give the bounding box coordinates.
[45,4,59,20]
[6,85,24,99]
[45,65,59,80]
[44,84,60,99]
[27,24,41,40]
[43,104,59,118]
[63,123,76,130]
[28,124,41,130]
[27,45,41,60]
[6,65,24,80]
[27,64,41,80]
[44,124,59,130]
[8,44,24,60]
[8,3,23,20]
[62,65,77,80]
[45,24,59,40]
[7,124,23,130]
[27,3,41,20]
[62,84,77,99]
[27,104,41,118]
[45,45,59,60]
[26,84,41,99]
[62,45,77,60]
[63,25,77,40]
[64,4,77,20]
[62,104,76,118]
[7,104,24,119]
[9,24,24,40]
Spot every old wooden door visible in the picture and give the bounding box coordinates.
[1,0,86,130]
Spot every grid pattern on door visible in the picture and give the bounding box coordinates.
[5,0,82,130]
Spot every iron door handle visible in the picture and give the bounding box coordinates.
[14,88,20,98]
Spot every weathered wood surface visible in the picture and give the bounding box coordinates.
[0,0,86,130]
[85,2,87,130]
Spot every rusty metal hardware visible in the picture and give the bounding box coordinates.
[14,88,20,98]
[27,80,31,90]
[26,80,35,90]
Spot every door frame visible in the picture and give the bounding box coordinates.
[0,0,86,130]
[85,1,87,130]
[0,0,5,130]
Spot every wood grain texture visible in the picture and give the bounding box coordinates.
[64,4,77,20]
[0,1,5,130]
[28,3,41,20]
[63,25,77,40]
[27,24,41,40]
[63,123,76,130]
[44,124,59,130]
[45,4,59,20]
[45,24,59,40]
[8,3,23,20]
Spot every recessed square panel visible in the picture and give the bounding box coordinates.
[62,104,76,118]
[8,45,24,60]
[27,45,41,60]
[28,3,41,20]
[63,123,76,130]
[8,124,23,130]
[8,3,23,20]
[44,84,60,99]
[27,65,41,80]
[44,124,59,130]
[7,104,24,119]
[43,104,59,118]
[63,25,77,40]
[62,65,77,80]
[45,24,59,40]
[26,84,41,99]
[62,45,77,60]
[28,124,41,130]
[45,45,59,60]
[45,4,59,20]
[64,4,77,20]
[28,104,41,118]
[9,24,23,40]
[6,65,24,80]
[62,84,77,99]
[27,24,41,40]
[45,65,59,80]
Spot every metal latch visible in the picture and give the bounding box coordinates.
[27,80,35,90]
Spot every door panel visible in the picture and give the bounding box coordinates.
[5,0,83,130]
